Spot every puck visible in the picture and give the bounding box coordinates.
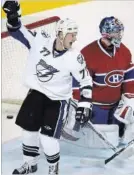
[7,115,14,119]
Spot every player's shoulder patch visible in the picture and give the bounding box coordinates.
[77,54,84,65]
[73,49,85,64]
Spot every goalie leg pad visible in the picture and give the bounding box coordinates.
[122,123,134,143]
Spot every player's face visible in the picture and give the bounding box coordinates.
[63,32,77,49]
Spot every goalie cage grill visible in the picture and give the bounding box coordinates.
[2,16,60,113]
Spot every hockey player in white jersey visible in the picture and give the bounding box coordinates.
[3,1,93,174]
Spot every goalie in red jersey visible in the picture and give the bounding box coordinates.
[72,16,134,144]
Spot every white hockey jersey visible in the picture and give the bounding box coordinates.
[9,26,92,100]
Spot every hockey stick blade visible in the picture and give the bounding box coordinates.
[61,129,80,141]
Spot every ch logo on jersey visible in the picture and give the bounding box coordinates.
[104,70,124,87]
[36,59,59,82]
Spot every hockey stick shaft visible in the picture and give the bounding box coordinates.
[105,139,134,164]
[87,121,117,152]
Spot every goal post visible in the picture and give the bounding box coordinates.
[2,16,60,113]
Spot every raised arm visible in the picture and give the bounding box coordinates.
[3,1,35,49]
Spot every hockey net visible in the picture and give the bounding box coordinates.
[2,16,60,114]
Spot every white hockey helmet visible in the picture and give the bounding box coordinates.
[56,18,78,38]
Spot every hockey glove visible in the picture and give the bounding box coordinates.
[114,94,134,125]
[75,101,92,127]
[3,1,21,30]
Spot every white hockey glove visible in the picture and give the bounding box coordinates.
[114,94,134,125]
[75,101,92,126]
[3,1,21,30]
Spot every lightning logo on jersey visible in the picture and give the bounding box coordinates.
[36,59,59,82]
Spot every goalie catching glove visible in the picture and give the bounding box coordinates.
[114,94,134,125]
[3,0,21,30]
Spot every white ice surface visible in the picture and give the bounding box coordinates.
[2,108,134,175]
[2,129,134,175]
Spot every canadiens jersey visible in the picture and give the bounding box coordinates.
[8,25,92,100]
[73,40,134,105]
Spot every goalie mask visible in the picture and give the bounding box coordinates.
[99,16,124,48]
